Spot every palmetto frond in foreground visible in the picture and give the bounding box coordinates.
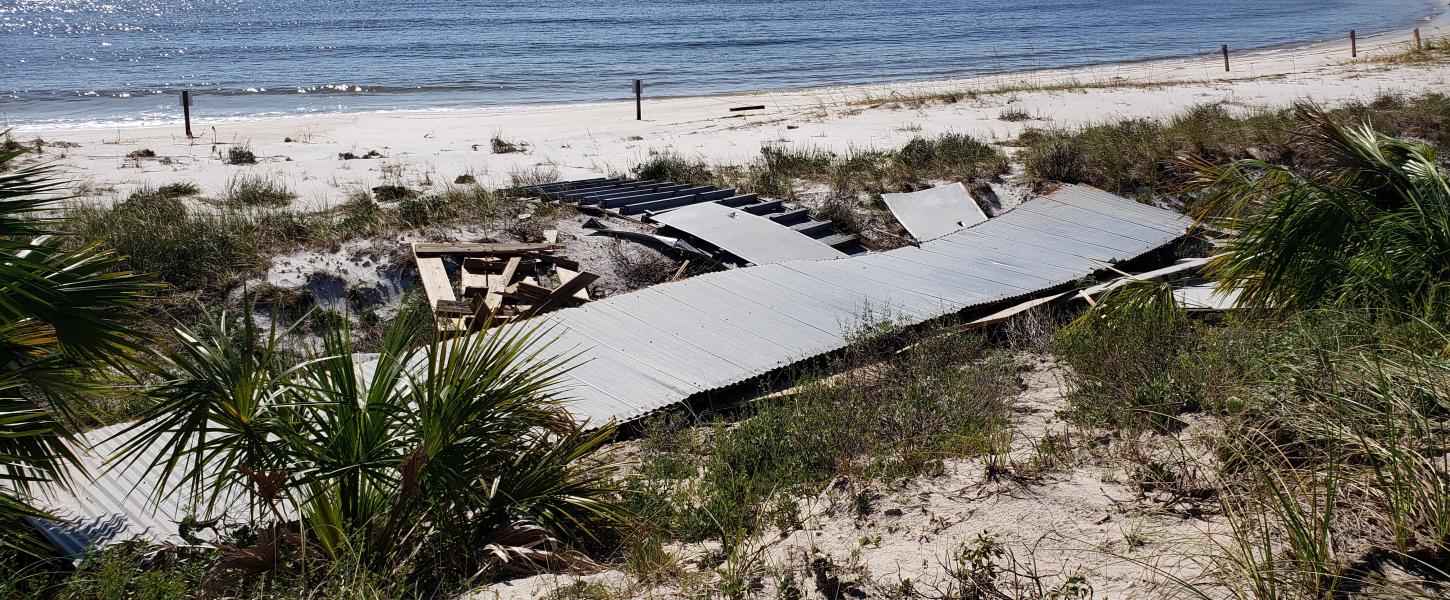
[116,309,626,587]
[0,145,160,553]
[1182,103,1450,322]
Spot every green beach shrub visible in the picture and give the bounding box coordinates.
[628,326,1019,546]
[223,173,295,207]
[632,151,715,186]
[224,145,257,165]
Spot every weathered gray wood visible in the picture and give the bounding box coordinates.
[521,271,599,318]
[435,299,477,315]
[555,266,592,302]
[412,242,562,257]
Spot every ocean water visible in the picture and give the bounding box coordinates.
[1,0,1439,128]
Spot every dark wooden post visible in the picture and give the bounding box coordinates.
[181,91,194,138]
[1414,28,1422,51]
[633,80,643,121]
[1221,44,1230,72]
[1350,29,1357,57]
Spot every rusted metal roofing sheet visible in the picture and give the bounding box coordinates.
[881,182,988,241]
[538,184,1191,425]
[649,201,847,265]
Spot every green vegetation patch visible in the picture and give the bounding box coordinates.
[1018,94,1450,203]
[628,327,1020,549]
[631,133,1009,201]
[223,174,295,207]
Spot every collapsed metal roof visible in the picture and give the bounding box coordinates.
[880,182,988,241]
[524,184,1191,425]
[24,184,1190,558]
[522,178,868,257]
[649,201,848,265]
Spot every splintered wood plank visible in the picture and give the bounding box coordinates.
[668,260,690,282]
[504,282,552,303]
[464,256,536,274]
[477,256,522,323]
[520,271,599,318]
[412,242,563,257]
[414,255,456,310]
[483,291,504,313]
[498,257,522,287]
[435,299,477,315]
[545,255,580,269]
[554,266,592,302]
[460,262,491,297]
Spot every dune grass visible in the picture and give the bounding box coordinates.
[70,195,266,292]
[632,133,1008,201]
[1018,93,1450,203]
[1369,35,1450,65]
[223,173,295,207]
[626,326,1019,551]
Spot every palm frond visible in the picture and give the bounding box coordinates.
[0,144,159,554]
[116,304,627,582]
[1182,103,1450,322]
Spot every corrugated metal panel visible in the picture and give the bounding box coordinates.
[881,183,988,241]
[24,423,254,558]
[1174,284,1243,311]
[650,202,847,264]
[541,184,1191,426]
[24,185,1190,557]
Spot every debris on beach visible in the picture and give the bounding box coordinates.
[411,236,599,332]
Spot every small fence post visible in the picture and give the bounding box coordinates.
[1414,28,1422,51]
[633,79,643,121]
[181,91,194,138]
[1221,44,1230,72]
[1350,29,1357,57]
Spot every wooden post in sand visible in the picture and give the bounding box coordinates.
[633,79,643,121]
[1414,28,1422,51]
[1221,44,1230,72]
[1350,29,1358,57]
[181,91,194,138]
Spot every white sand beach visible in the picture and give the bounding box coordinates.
[13,14,1450,209]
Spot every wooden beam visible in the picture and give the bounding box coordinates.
[460,263,491,297]
[412,245,466,333]
[464,256,537,274]
[520,271,599,318]
[533,254,580,270]
[435,299,477,315]
[414,255,456,309]
[668,260,690,282]
[412,242,563,257]
[498,256,522,287]
[503,281,553,303]
[476,256,522,324]
[554,266,592,302]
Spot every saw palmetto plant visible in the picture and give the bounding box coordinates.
[0,143,160,553]
[115,309,627,589]
[1183,103,1450,322]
